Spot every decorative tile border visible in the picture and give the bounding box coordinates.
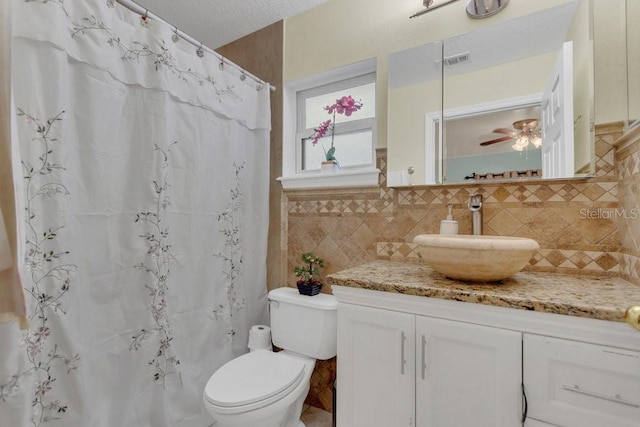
[395,180,618,207]
[288,198,382,214]
[376,243,620,275]
[376,242,421,260]
[530,248,620,273]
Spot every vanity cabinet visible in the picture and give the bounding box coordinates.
[333,286,640,427]
[337,303,522,427]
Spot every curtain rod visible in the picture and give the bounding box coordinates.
[116,0,276,92]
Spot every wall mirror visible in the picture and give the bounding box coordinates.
[387,0,594,186]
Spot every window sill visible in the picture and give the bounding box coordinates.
[277,167,380,190]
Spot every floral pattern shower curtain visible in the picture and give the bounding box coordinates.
[0,1,271,426]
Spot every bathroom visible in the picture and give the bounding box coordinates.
[1,0,639,426]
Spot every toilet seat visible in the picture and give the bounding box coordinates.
[204,350,306,415]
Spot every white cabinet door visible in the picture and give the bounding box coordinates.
[337,303,416,427]
[415,316,522,427]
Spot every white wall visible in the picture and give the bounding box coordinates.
[593,0,627,125]
[626,0,640,124]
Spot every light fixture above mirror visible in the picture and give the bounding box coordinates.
[410,0,461,19]
[466,0,510,19]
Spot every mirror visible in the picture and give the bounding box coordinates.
[387,0,594,186]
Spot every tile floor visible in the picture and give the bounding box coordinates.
[300,404,333,427]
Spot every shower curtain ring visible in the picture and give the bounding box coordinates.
[172,26,180,43]
[196,43,204,58]
[219,60,225,70]
[140,10,149,27]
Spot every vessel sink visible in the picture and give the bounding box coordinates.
[413,234,540,282]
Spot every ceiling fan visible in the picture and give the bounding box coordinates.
[479,119,542,151]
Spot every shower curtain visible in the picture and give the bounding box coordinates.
[0,1,270,426]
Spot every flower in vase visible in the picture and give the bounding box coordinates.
[310,95,363,164]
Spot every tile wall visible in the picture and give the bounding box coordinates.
[616,127,640,285]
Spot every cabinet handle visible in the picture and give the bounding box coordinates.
[400,331,407,375]
[420,335,427,380]
[625,305,640,331]
[521,383,528,423]
[562,384,640,408]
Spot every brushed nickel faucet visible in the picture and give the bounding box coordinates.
[468,193,483,235]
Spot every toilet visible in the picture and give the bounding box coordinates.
[203,287,338,427]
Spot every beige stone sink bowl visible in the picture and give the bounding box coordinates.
[413,234,540,282]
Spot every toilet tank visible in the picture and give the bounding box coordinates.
[268,287,337,360]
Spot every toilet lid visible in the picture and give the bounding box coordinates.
[204,350,305,412]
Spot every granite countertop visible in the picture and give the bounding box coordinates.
[326,260,640,322]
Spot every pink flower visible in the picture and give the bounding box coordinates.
[311,120,332,145]
[325,95,363,116]
[308,94,363,161]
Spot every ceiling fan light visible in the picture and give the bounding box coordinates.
[531,135,542,148]
[516,135,529,148]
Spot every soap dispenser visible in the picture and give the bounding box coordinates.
[439,205,459,235]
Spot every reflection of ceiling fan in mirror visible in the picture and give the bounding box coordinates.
[479,119,542,151]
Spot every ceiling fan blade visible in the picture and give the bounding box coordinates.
[491,128,516,135]
[480,135,514,146]
[526,119,539,129]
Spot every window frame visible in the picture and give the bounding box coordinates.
[296,73,376,173]
[279,59,380,190]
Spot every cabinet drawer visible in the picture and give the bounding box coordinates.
[524,334,640,427]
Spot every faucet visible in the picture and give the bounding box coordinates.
[468,193,483,235]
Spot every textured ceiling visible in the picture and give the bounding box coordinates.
[132,0,327,49]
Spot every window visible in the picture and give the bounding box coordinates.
[279,59,380,190]
[296,73,376,172]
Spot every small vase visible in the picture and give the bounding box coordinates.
[321,160,339,173]
[297,282,323,296]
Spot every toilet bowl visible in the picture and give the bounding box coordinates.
[203,350,315,427]
[203,287,337,427]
